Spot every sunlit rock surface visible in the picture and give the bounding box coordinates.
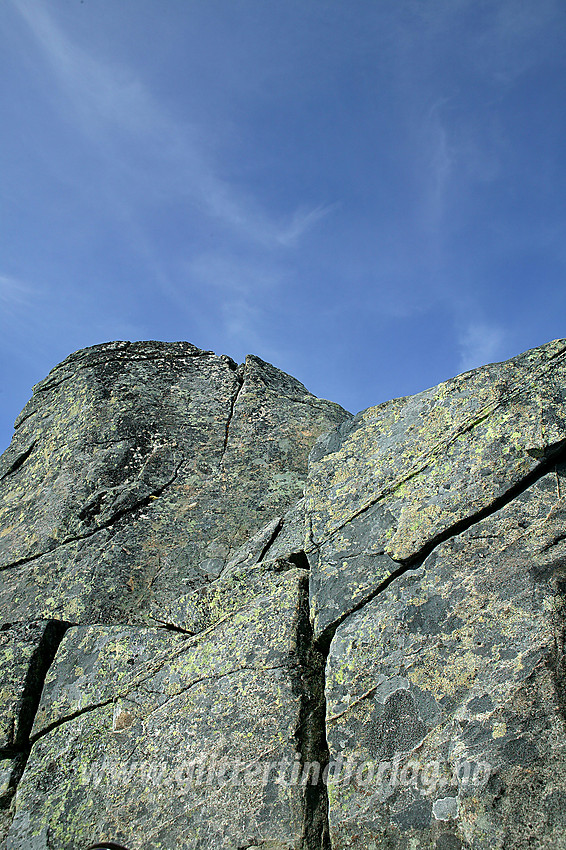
[1,339,566,849]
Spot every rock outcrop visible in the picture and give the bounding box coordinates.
[1,339,565,849]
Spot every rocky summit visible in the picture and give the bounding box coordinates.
[1,340,566,850]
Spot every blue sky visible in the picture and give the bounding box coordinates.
[2,0,566,453]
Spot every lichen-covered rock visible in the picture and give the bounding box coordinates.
[307,338,566,638]
[1,623,49,754]
[0,621,68,823]
[304,339,566,849]
[2,338,566,849]
[6,563,324,850]
[0,341,350,627]
[324,466,566,849]
[0,341,345,848]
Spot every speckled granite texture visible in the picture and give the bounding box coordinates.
[1,340,565,849]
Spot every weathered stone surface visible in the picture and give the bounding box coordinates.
[1,623,47,754]
[1,341,345,848]
[307,338,566,638]
[2,338,566,849]
[0,623,69,849]
[7,563,323,850]
[0,621,68,819]
[225,498,309,575]
[0,341,350,627]
[324,466,566,848]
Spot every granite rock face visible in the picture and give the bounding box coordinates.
[0,341,348,626]
[1,339,566,849]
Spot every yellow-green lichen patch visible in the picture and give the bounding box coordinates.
[324,459,566,849]
[9,565,310,848]
[308,341,566,637]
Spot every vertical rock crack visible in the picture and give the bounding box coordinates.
[220,368,245,468]
[294,568,331,850]
[1,620,71,812]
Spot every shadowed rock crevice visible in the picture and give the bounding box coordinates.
[294,572,331,850]
[0,620,70,811]
[219,365,244,468]
[257,517,285,562]
[151,619,195,635]
[287,551,311,572]
[0,621,71,758]
[314,443,566,649]
[313,560,413,658]
[0,442,36,482]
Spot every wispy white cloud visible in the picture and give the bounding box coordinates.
[184,251,284,348]
[395,0,563,232]
[276,203,338,247]
[457,321,506,372]
[11,0,332,253]
[420,98,456,235]
[12,0,151,139]
[0,274,35,317]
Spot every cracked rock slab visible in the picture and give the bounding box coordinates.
[0,621,68,842]
[7,565,315,850]
[224,498,309,576]
[324,465,566,849]
[308,339,566,638]
[0,621,68,755]
[1,623,48,754]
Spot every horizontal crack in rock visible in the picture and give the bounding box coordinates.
[0,456,184,573]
